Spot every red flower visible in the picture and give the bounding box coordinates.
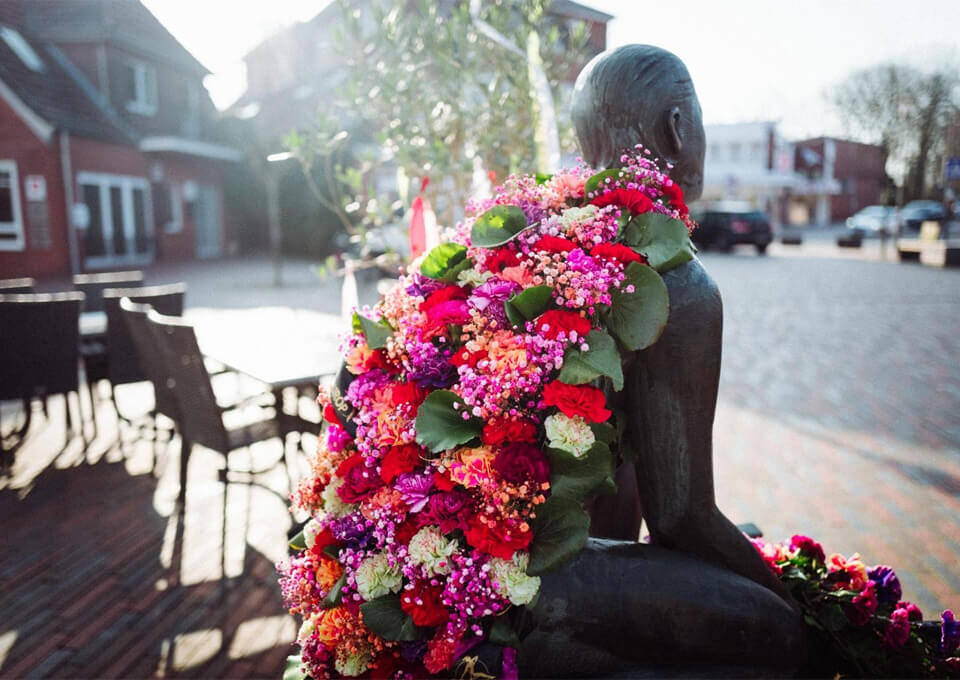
[400,582,449,627]
[322,402,340,425]
[542,380,611,423]
[590,242,646,266]
[591,188,653,215]
[394,515,419,545]
[464,517,532,559]
[423,299,471,330]
[493,442,550,486]
[484,248,520,273]
[845,582,878,626]
[481,417,538,446]
[789,535,825,563]
[419,285,467,312]
[450,346,487,368]
[387,381,427,408]
[380,444,423,483]
[534,310,591,341]
[336,454,383,503]
[662,181,688,217]
[432,470,456,492]
[357,348,395,374]
[533,235,577,254]
[307,528,338,556]
[895,601,924,621]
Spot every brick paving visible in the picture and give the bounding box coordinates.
[1,251,959,678]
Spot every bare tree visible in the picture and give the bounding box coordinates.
[831,62,959,200]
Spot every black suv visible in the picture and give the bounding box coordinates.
[690,203,773,254]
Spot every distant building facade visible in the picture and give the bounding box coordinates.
[0,0,240,279]
[793,137,888,225]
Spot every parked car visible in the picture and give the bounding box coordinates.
[846,205,896,237]
[898,200,946,235]
[690,202,773,254]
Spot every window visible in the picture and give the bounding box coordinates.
[151,181,182,233]
[124,60,157,116]
[0,26,44,72]
[77,172,153,266]
[0,160,25,251]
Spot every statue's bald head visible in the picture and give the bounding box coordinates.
[572,44,705,201]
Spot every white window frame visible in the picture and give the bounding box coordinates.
[125,60,157,116]
[165,182,183,234]
[77,171,154,268]
[0,159,25,251]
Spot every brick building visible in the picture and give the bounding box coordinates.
[793,137,889,225]
[0,0,240,280]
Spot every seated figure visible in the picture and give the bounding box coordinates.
[516,44,805,676]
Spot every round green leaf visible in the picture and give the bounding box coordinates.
[622,212,695,272]
[421,242,471,281]
[527,495,590,576]
[557,329,624,391]
[471,205,528,248]
[546,441,614,502]
[507,285,553,320]
[414,390,482,453]
[604,262,669,351]
[360,596,427,641]
[584,168,628,198]
[356,313,392,349]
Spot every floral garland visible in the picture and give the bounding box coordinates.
[752,536,960,677]
[278,146,696,679]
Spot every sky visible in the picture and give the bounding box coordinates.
[144,0,960,141]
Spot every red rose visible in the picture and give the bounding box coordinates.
[387,381,427,407]
[533,310,592,341]
[590,242,646,266]
[381,444,423,483]
[493,442,550,486]
[464,517,533,559]
[336,454,382,503]
[419,285,467,312]
[481,417,538,446]
[542,380,611,423]
[400,582,449,627]
[484,248,520,273]
[533,235,577,254]
[591,187,654,215]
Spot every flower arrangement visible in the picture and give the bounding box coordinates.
[278,146,696,679]
[752,535,960,678]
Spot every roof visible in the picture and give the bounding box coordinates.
[0,26,133,143]
[22,0,209,74]
[548,0,614,23]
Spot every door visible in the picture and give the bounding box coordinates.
[194,184,222,259]
[78,172,154,268]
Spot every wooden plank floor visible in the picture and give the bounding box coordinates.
[0,383,313,678]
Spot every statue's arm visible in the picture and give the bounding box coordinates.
[626,258,790,600]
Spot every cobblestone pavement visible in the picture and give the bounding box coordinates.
[704,248,960,617]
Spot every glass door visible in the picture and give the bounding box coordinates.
[78,173,154,269]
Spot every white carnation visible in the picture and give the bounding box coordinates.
[303,518,323,548]
[408,526,459,575]
[355,552,403,600]
[335,648,370,677]
[489,552,541,606]
[544,413,595,458]
[457,267,493,288]
[556,205,598,233]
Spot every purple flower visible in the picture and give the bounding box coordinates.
[405,274,447,298]
[400,639,427,662]
[345,369,391,409]
[419,490,472,532]
[867,565,902,605]
[394,472,434,512]
[329,515,371,550]
[468,278,520,326]
[408,351,457,389]
[326,424,351,453]
[943,610,960,657]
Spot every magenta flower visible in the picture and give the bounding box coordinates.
[394,472,434,512]
[468,278,520,326]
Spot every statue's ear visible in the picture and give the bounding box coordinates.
[665,106,683,156]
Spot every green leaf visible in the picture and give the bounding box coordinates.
[288,530,306,552]
[421,242,471,282]
[546,441,614,502]
[528,495,590,576]
[322,571,346,608]
[489,616,521,647]
[557,329,624,391]
[357,314,392,349]
[507,285,552,321]
[471,205,528,248]
[360,596,427,641]
[283,654,306,680]
[351,311,363,334]
[820,604,849,633]
[622,212,695,272]
[589,421,617,444]
[414,390,482,453]
[534,173,553,185]
[604,261,669,351]
[584,168,627,197]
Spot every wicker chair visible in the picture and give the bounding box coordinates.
[73,271,144,313]
[0,292,85,463]
[145,309,295,577]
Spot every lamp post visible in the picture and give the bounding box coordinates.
[266,151,294,287]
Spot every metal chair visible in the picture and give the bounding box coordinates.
[0,278,35,294]
[83,284,186,442]
[73,271,144,313]
[0,292,85,465]
[145,309,295,578]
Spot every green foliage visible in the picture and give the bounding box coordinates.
[288,529,306,553]
[283,655,306,680]
[604,262,670,351]
[356,314,393,349]
[504,285,553,328]
[322,572,347,608]
[420,243,471,282]
[489,616,521,647]
[546,442,614,502]
[414,390,482,452]
[471,205,529,247]
[621,213,695,273]
[584,168,627,197]
[557,329,624,391]
[360,596,427,641]
[527,495,590,576]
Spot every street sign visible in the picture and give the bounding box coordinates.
[946,157,960,181]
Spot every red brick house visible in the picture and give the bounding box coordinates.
[0,0,240,279]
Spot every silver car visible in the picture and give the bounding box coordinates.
[846,205,896,237]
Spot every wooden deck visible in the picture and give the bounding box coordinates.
[0,383,314,678]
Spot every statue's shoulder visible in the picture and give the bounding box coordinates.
[660,257,721,315]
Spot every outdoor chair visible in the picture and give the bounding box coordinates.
[145,309,295,578]
[0,292,85,464]
[73,270,144,313]
[83,284,186,443]
[0,278,35,293]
